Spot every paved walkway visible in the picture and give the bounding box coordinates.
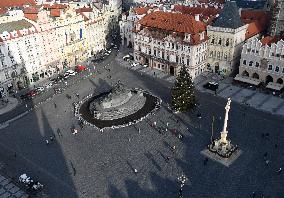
[0,173,29,198]
[0,98,19,116]
[117,50,284,117]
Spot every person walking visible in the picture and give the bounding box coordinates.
[134,169,138,174]
[45,139,49,145]
[57,128,62,138]
[166,156,170,163]
[54,103,57,108]
[50,135,55,142]
[277,167,282,174]
[171,145,176,153]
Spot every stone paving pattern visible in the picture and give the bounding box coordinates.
[0,174,28,198]
[0,49,282,198]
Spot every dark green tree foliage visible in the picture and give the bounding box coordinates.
[171,65,196,112]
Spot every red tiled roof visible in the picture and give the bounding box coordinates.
[198,0,225,4]
[43,3,68,9]
[133,7,151,15]
[0,0,35,8]
[173,4,221,19]
[260,36,283,45]
[138,11,206,34]
[0,7,7,14]
[241,10,271,27]
[24,13,38,21]
[245,22,263,39]
[75,7,92,13]
[24,6,39,14]
[50,9,61,17]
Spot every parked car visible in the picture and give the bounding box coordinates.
[65,70,76,76]
[44,82,53,89]
[203,82,219,91]
[123,54,134,61]
[131,62,140,67]
[75,65,87,72]
[27,90,37,97]
[143,64,148,68]
[36,87,45,92]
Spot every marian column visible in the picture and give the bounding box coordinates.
[220,98,231,144]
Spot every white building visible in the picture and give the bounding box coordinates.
[119,7,152,47]
[235,36,284,91]
[207,1,269,76]
[0,2,115,96]
[133,11,208,78]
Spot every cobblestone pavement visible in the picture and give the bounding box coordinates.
[0,167,29,198]
[0,47,283,198]
[116,50,284,117]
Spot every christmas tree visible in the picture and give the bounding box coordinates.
[171,65,196,112]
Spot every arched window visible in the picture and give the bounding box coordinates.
[211,37,215,44]
[243,60,246,65]
[226,39,229,46]
[249,61,253,66]
[218,38,222,45]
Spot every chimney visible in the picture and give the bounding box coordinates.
[195,14,200,21]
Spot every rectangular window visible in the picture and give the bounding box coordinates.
[268,65,272,70]
[275,66,279,72]
[187,59,189,66]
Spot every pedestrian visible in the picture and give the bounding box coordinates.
[134,168,138,174]
[138,128,140,134]
[252,192,256,198]
[72,128,78,135]
[50,135,55,142]
[128,138,131,142]
[176,119,179,123]
[45,139,49,145]
[153,121,157,126]
[25,104,28,108]
[166,122,169,127]
[57,128,62,137]
[154,72,156,76]
[76,93,79,98]
[171,145,176,152]
[166,156,170,163]
[54,103,57,108]
[265,160,270,166]
[277,167,282,174]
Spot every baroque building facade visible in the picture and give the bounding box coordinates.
[235,36,284,91]
[0,1,119,96]
[133,11,208,79]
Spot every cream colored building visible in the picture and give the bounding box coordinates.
[235,36,284,91]
[133,11,208,79]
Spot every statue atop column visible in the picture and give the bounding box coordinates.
[208,98,238,158]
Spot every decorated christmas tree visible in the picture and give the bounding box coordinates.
[171,65,196,112]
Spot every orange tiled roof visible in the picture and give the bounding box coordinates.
[0,0,35,8]
[133,7,151,15]
[75,7,92,13]
[173,4,221,19]
[43,3,68,9]
[245,22,263,39]
[24,13,38,21]
[0,7,7,14]
[50,9,61,17]
[241,10,271,27]
[260,36,283,45]
[138,11,206,34]
[24,6,39,14]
